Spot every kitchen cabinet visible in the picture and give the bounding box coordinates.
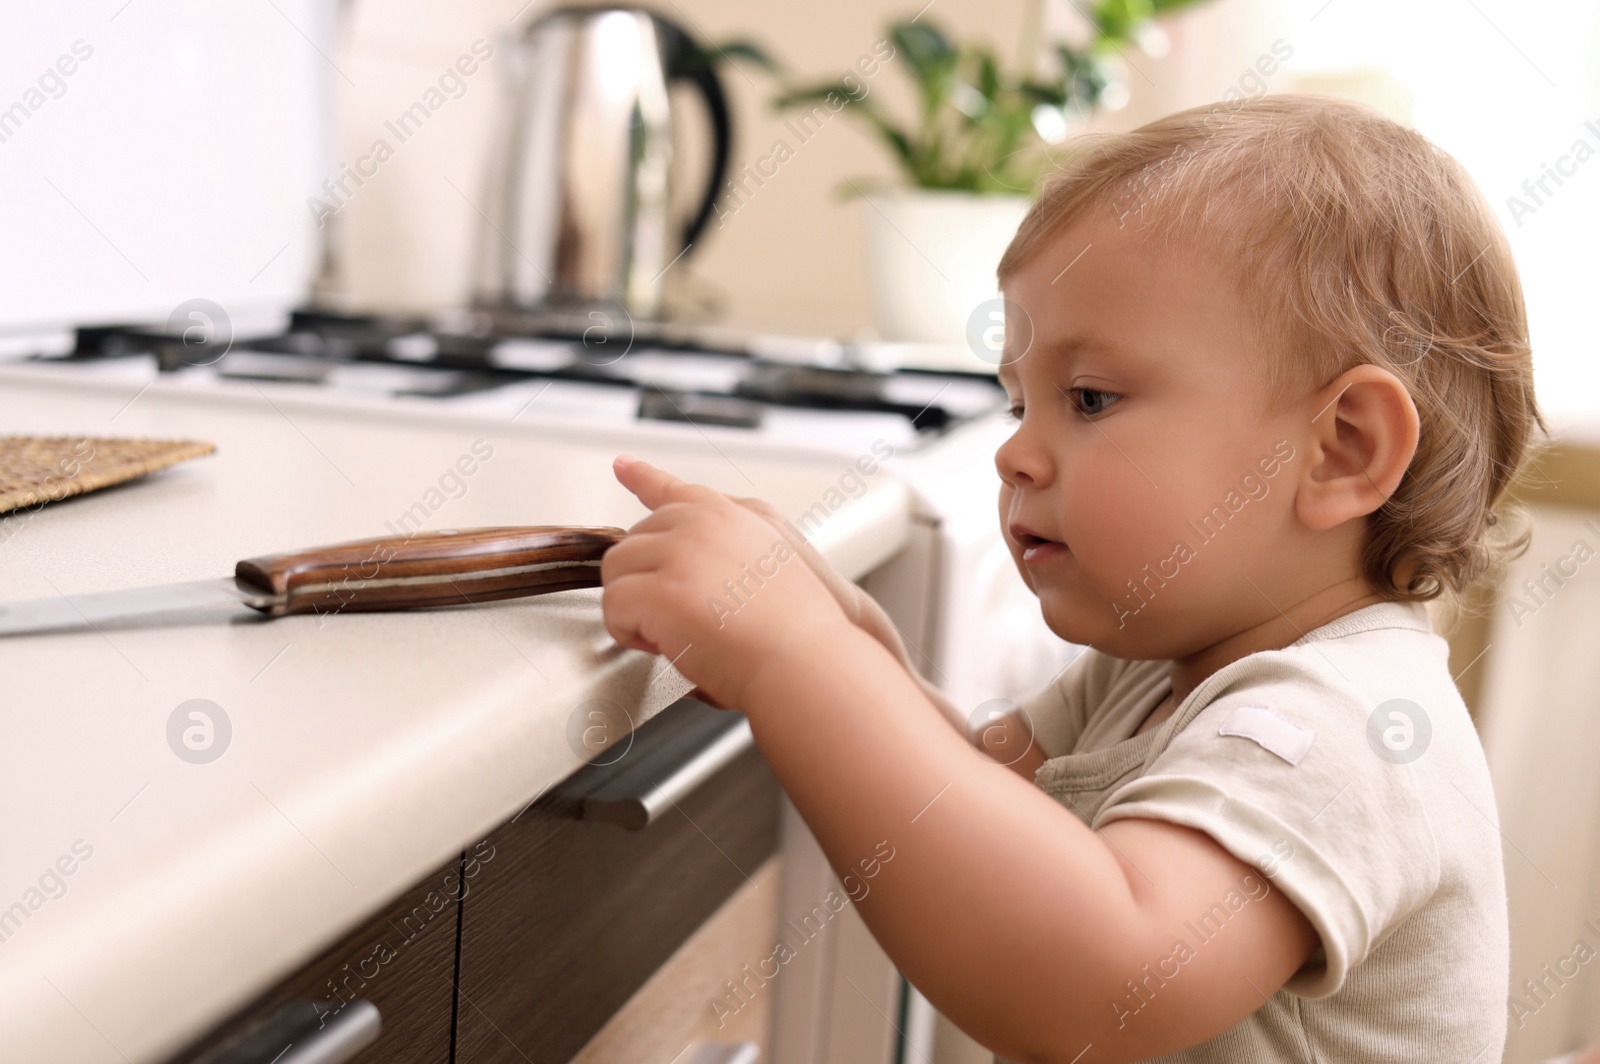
[169,699,781,1064]
[454,703,781,1063]
[567,859,779,1062]
[176,852,461,1064]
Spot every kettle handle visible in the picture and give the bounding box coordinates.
[652,13,733,254]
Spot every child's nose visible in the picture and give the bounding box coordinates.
[995,423,1053,489]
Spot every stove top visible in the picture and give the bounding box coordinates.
[14,308,1005,457]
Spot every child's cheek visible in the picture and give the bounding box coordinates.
[1058,454,1169,583]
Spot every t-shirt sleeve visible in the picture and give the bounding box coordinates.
[1090,655,1442,997]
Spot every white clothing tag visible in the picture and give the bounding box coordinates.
[1218,704,1314,766]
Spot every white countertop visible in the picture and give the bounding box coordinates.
[0,368,913,1064]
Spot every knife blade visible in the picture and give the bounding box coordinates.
[0,525,625,637]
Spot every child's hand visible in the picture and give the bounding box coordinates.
[601,455,850,710]
[972,708,1050,779]
[723,487,1044,775]
[713,490,983,725]
[719,492,879,629]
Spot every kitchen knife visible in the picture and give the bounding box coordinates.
[0,525,624,637]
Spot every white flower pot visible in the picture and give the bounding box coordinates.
[861,188,1032,347]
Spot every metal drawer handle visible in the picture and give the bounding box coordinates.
[683,1043,760,1064]
[275,1003,380,1064]
[553,698,756,831]
[185,999,380,1064]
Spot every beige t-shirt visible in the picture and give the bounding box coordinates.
[1004,601,1508,1062]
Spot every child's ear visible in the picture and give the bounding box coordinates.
[1294,364,1420,532]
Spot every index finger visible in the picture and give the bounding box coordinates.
[612,454,715,511]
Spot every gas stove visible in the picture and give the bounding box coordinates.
[12,307,1006,461]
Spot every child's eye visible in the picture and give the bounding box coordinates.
[1064,387,1122,418]
[1005,404,1025,422]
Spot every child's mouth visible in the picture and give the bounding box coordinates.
[1011,526,1068,565]
[1022,540,1067,565]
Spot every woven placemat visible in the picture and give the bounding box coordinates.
[0,436,216,515]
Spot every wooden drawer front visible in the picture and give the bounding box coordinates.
[456,708,781,1064]
[174,853,466,1064]
[569,857,780,1063]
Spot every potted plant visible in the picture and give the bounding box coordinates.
[733,0,1216,347]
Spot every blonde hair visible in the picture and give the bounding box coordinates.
[997,94,1545,603]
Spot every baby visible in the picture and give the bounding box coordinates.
[600,94,1542,1062]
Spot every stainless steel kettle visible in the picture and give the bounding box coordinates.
[474,5,732,321]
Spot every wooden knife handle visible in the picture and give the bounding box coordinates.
[235,525,625,617]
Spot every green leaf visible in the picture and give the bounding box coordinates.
[710,39,782,72]
[975,48,1001,100]
[868,119,916,169]
[1019,78,1068,107]
[889,21,957,91]
[772,82,863,108]
[774,83,916,170]
[1091,0,1154,43]
[1056,46,1108,108]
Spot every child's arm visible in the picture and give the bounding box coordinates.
[602,459,1316,1063]
[725,494,1049,780]
[736,627,1312,1062]
[826,577,1050,779]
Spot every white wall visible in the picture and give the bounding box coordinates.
[314,0,1295,336]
